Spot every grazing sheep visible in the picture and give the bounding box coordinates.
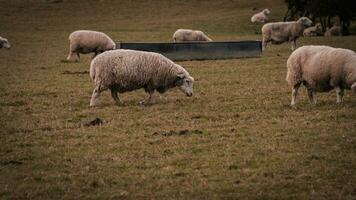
[173,29,212,42]
[303,23,322,36]
[324,25,342,37]
[0,36,11,49]
[251,9,271,23]
[67,30,116,61]
[286,45,356,105]
[262,17,313,51]
[89,49,194,106]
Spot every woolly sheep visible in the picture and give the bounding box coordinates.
[67,30,116,61]
[286,45,356,106]
[0,36,11,49]
[251,9,271,23]
[303,23,322,36]
[173,29,212,42]
[89,49,194,106]
[324,25,341,37]
[262,17,312,51]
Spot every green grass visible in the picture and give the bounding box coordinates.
[1,0,356,199]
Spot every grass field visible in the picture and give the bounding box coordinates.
[1,0,356,199]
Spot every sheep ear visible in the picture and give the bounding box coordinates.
[175,74,185,86]
[177,73,185,79]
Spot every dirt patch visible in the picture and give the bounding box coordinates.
[81,118,104,127]
[61,70,89,75]
[153,129,204,136]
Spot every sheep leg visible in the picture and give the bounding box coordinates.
[75,52,80,62]
[291,40,296,51]
[302,82,316,105]
[262,38,267,51]
[307,89,317,105]
[335,87,344,104]
[67,51,74,61]
[110,89,123,106]
[291,83,301,106]
[140,91,155,105]
[90,86,101,107]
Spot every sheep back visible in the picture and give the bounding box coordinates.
[173,29,212,42]
[251,9,270,23]
[262,17,311,44]
[324,26,341,37]
[90,49,191,93]
[286,45,356,91]
[263,21,304,43]
[69,30,115,53]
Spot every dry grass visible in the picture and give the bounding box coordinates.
[0,0,356,199]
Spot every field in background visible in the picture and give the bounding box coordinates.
[1,0,356,199]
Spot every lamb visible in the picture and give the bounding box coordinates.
[89,49,194,106]
[67,30,116,61]
[0,36,11,49]
[286,45,356,106]
[251,9,271,23]
[303,23,322,36]
[173,29,212,42]
[324,25,341,37]
[261,17,313,51]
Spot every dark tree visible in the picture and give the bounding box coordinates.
[284,0,356,35]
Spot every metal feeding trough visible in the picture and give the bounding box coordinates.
[116,41,262,61]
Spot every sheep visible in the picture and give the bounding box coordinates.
[67,30,116,62]
[89,49,194,106]
[261,17,313,51]
[173,29,212,42]
[286,45,356,106]
[251,9,271,23]
[324,25,341,37]
[0,36,11,49]
[303,23,322,36]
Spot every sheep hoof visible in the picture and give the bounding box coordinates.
[90,101,98,107]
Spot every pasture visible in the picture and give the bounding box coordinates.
[0,0,356,199]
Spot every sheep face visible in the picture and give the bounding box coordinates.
[299,17,312,27]
[176,74,194,97]
[263,9,271,15]
[0,38,11,49]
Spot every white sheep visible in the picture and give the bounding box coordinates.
[286,45,356,106]
[89,49,194,106]
[303,23,322,36]
[251,9,271,23]
[262,17,313,51]
[173,29,212,42]
[0,36,11,49]
[67,30,116,61]
[324,25,342,37]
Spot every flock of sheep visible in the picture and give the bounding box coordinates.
[1,9,355,107]
[250,9,355,104]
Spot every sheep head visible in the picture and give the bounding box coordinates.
[298,17,313,27]
[263,9,271,15]
[175,73,194,97]
[0,37,11,49]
